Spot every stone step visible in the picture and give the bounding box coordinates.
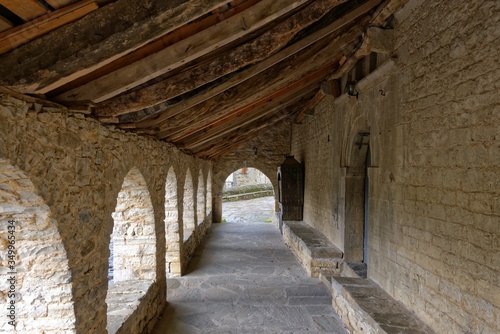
[330,276,436,334]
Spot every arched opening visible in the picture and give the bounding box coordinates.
[206,170,212,218]
[165,167,180,277]
[344,132,371,267]
[183,169,195,241]
[197,170,205,226]
[0,159,77,333]
[222,167,275,223]
[107,167,156,334]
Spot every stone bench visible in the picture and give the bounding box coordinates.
[106,280,156,334]
[326,276,436,334]
[282,221,343,278]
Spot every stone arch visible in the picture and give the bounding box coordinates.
[107,167,156,333]
[206,169,213,218]
[219,166,276,224]
[0,158,77,333]
[197,169,205,226]
[341,114,378,168]
[165,167,181,277]
[109,167,156,282]
[183,168,195,241]
[213,163,279,224]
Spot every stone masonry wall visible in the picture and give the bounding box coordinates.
[291,0,499,332]
[0,94,212,333]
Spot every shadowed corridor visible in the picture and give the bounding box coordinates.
[152,218,348,333]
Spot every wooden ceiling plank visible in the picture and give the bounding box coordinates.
[94,0,350,117]
[165,62,331,143]
[146,26,361,134]
[132,0,379,127]
[172,77,320,143]
[0,0,98,55]
[204,96,308,157]
[0,0,231,93]
[47,0,262,99]
[0,16,13,32]
[161,26,361,142]
[198,111,290,158]
[57,0,312,103]
[0,0,48,21]
[180,86,317,149]
[45,0,77,9]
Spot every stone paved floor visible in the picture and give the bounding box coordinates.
[222,196,275,223]
[152,218,348,333]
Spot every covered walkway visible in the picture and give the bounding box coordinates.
[152,220,348,333]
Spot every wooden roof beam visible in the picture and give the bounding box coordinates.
[196,110,291,159]
[114,0,379,125]
[178,85,318,149]
[0,0,232,93]
[94,0,350,117]
[56,0,312,103]
[164,58,336,143]
[0,0,98,55]
[0,0,48,22]
[197,96,304,159]
[159,23,365,142]
[155,39,330,138]
[294,79,341,123]
[47,0,263,99]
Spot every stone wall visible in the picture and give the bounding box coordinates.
[0,94,212,333]
[290,0,500,332]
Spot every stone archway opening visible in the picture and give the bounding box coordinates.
[106,167,156,334]
[222,167,275,224]
[182,169,195,242]
[0,159,77,333]
[165,167,180,277]
[206,170,212,219]
[197,170,205,227]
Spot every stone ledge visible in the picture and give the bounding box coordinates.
[106,280,155,334]
[282,221,343,278]
[329,277,436,334]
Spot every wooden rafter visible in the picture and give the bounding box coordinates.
[94,0,349,117]
[0,16,14,33]
[0,0,48,21]
[47,0,263,99]
[196,110,292,159]
[125,0,378,127]
[159,23,363,143]
[178,85,318,149]
[45,0,77,9]
[164,57,337,144]
[56,0,312,103]
[0,0,232,93]
[0,0,98,55]
[294,79,341,123]
[152,34,333,136]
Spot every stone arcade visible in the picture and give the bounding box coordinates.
[0,0,498,333]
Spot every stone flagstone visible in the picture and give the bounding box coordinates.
[152,221,348,334]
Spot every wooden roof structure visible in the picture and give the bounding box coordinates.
[0,0,405,159]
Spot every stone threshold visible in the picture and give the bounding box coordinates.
[282,220,344,277]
